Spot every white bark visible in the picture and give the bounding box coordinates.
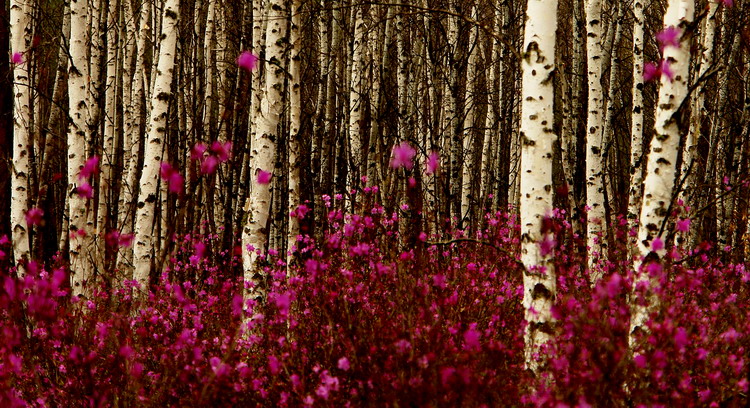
[68,0,93,296]
[287,0,302,266]
[10,0,34,275]
[627,0,646,251]
[460,10,478,224]
[133,0,180,291]
[242,0,287,295]
[88,0,104,143]
[348,5,365,191]
[117,0,151,272]
[584,0,607,272]
[519,0,558,371]
[631,0,694,339]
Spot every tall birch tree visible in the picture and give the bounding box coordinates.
[133,0,180,290]
[630,0,694,341]
[519,0,559,371]
[9,0,33,275]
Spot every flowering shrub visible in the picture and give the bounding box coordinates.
[2,203,749,406]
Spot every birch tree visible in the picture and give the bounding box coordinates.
[242,0,288,296]
[630,0,694,340]
[519,0,559,371]
[288,0,302,265]
[68,0,93,296]
[133,0,180,290]
[627,0,646,238]
[584,0,606,274]
[9,0,33,275]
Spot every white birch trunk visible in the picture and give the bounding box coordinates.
[117,0,151,272]
[460,10,478,225]
[519,0,558,371]
[630,0,694,340]
[68,0,93,295]
[133,0,180,291]
[287,0,302,266]
[627,0,646,251]
[242,0,287,296]
[10,0,34,275]
[584,0,607,273]
[88,0,104,143]
[348,5,365,192]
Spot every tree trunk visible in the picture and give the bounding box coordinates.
[133,0,180,291]
[519,0,559,372]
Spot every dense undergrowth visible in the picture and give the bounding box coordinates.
[1,199,749,407]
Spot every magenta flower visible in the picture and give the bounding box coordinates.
[337,357,350,371]
[79,155,100,180]
[200,156,219,175]
[257,169,272,185]
[160,162,184,194]
[425,151,440,175]
[651,237,664,251]
[237,51,258,72]
[656,26,681,50]
[211,141,232,162]
[643,60,674,82]
[719,0,733,6]
[390,142,417,170]
[191,142,208,160]
[11,52,24,65]
[463,324,481,352]
[676,218,691,232]
[25,207,44,226]
[76,182,94,199]
[660,59,674,82]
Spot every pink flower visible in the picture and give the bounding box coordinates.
[660,59,674,82]
[25,207,44,226]
[119,233,134,247]
[337,357,350,371]
[643,60,674,82]
[77,182,94,199]
[191,142,208,160]
[11,52,24,65]
[237,51,258,72]
[0,235,9,246]
[674,327,689,351]
[257,169,272,185]
[79,155,100,180]
[538,235,557,256]
[676,218,691,232]
[463,324,481,351]
[656,26,681,50]
[426,151,440,175]
[168,172,184,194]
[200,156,219,174]
[651,237,664,252]
[390,142,417,170]
[719,0,733,6]
[211,141,232,162]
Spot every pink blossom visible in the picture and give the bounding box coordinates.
[268,355,280,375]
[79,155,100,180]
[463,324,481,351]
[676,218,691,232]
[168,172,184,194]
[651,237,664,251]
[660,60,674,82]
[11,52,24,65]
[674,327,689,351]
[656,26,681,50]
[643,62,660,82]
[0,235,10,246]
[237,51,258,72]
[191,142,208,160]
[337,357,350,371]
[257,169,272,185]
[390,142,417,170]
[425,151,440,175]
[538,235,557,256]
[25,207,44,226]
[719,0,733,6]
[211,140,232,162]
[76,183,94,199]
[200,156,219,174]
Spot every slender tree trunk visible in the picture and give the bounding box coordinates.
[460,7,478,227]
[9,0,34,275]
[68,0,93,296]
[242,0,287,297]
[133,0,180,291]
[348,4,365,195]
[519,0,559,372]
[627,0,646,254]
[584,0,607,273]
[630,0,694,342]
[287,0,302,266]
